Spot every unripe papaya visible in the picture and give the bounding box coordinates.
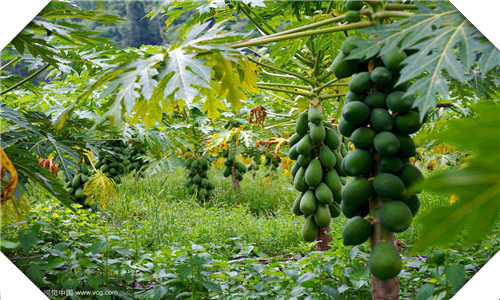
[297,154,312,168]
[329,202,341,218]
[402,194,420,216]
[310,122,326,144]
[81,165,89,175]
[296,134,313,156]
[325,128,340,150]
[300,190,317,215]
[342,177,372,207]
[338,119,357,137]
[350,127,376,149]
[386,91,414,113]
[372,173,405,199]
[222,166,231,177]
[369,108,394,132]
[308,107,322,124]
[294,167,308,192]
[342,101,370,126]
[379,201,413,233]
[395,111,421,134]
[72,174,82,188]
[236,162,247,173]
[332,52,359,79]
[288,144,299,160]
[289,133,302,147]
[348,72,372,93]
[74,187,85,200]
[305,159,323,187]
[341,202,358,219]
[343,149,372,176]
[396,134,416,158]
[314,203,331,228]
[201,178,209,188]
[369,242,402,280]
[342,216,372,245]
[370,66,392,85]
[380,156,403,173]
[302,215,318,242]
[315,182,334,205]
[381,47,407,71]
[374,131,400,156]
[291,162,301,178]
[345,0,363,10]
[399,164,423,191]
[325,169,343,203]
[296,112,309,135]
[341,36,361,56]
[319,146,336,169]
[200,158,209,169]
[293,192,304,216]
[193,174,201,184]
[364,91,387,108]
[344,11,361,23]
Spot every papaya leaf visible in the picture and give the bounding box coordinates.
[83,170,118,210]
[414,102,500,252]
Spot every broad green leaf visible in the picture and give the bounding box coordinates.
[445,265,466,293]
[18,229,37,252]
[416,284,435,300]
[201,280,222,293]
[91,239,108,254]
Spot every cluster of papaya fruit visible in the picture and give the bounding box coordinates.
[221,150,247,181]
[264,152,281,178]
[343,0,363,23]
[184,157,215,199]
[288,107,345,242]
[63,164,92,204]
[93,141,147,181]
[247,155,260,178]
[333,35,424,280]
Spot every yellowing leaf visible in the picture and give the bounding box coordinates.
[83,170,118,209]
[202,95,227,122]
[450,193,459,205]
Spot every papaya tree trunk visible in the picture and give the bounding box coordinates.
[230,167,241,191]
[316,226,332,251]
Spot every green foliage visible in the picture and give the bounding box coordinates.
[415,102,500,251]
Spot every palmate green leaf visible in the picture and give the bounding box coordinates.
[348,2,499,120]
[414,102,500,252]
[83,170,118,210]
[3,147,75,212]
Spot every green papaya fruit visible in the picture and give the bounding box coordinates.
[200,178,209,188]
[396,134,416,158]
[395,111,421,134]
[342,177,372,207]
[399,164,423,191]
[333,152,346,177]
[289,133,302,147]
[297,154,312,168]
[315,183,334,205]
[291,162,301,178]
[345,91,364,103]
[199,188,208,197]
[345,0,363,10]
[94,161,102,169]
[329,202,341,218]
[379,201,413,233]
[325,169,343,203]
[191,161,199,169]
[296,134,313,156]
[81,174,88,183]
[386,91,414,113]
[364,91,387,108]
[236,162,247,173]
[200,158,209,169]
[72,174,82,188]
[338,119,356,137]
[319,146,336,169]
[293,167,308,192]
[348,72,372,93]
[310,123,326,144]
[332,52,359,79]
[341,36,361,56]
[325,128,340,150]
[100,164,110,172]
[381,47,407,71]
[402,194,419,216]
[369,108,394,132]
[344,11,360,23]
[343,149,372,176]
[207,181,215,190]
[66,187,74,194]
[302,215,318,242]
[223,166,231,177]
[74,187,85,200]
[372,173,405,199]
[228,152,235,162]
[81,165,89,175]
[374,131,400,156]
[369,242,402,280]
[185,158,195,167]
[341,101,370,125]
[293,192,304,216]
[314,204,331,228]
[193,174,201,184]
[342,216,372,245]
[350,127,376,149]
[305,159,323,187]
[341,202,358,219]
[380,156,403,173]
[296,112,309,135]
[370,66,392,85]
[288,144,300,160]
[308,107,322,124]
[300,190,317,215]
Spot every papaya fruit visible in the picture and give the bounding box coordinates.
[109,168,117,176]
[338,119,357,137]
[296,134,313,155]
[427,250,445,266]
[341,101,370,125]
[341,36,361,56]
[81,165,89,175]
[315,182,334,205]
[402,194,419,216]
[319,146,336,169]
[343,149,372,176]
[72,174,82,188]
[308,107,322,124]
[185,158,195,167]
[302,215,318,242]
[325,128,340,150]
[101,164,110,172]
[200,158,209,169]
[333,151,345,177]
[381,47,407,71]
[66,187,74,194]
[342,216,372,245]
[222,166,231,177]
[314,204,332,228]
[300,190,317,215]
[325,169,342,196]
[345,91,364,103]
[344,11,361,23]
[332,52,359,79]
[288,144,300,160]
[199,188,208,197]
[396,134,416,158]
[345,0,363,10]
[374,131,400,156]
[297,154,312,168]
[310,123,326,144]
[293,167,308,192]
[369,242,402,280]
[207,181,215,190]
[293,192,304,216]
[399,164,423,191]
[380,156,403,173]
[289,133,302,147]
[364,91,387,108]
[395,111,421,134]
[372,173,405,199]
[329,202,341,218]
[386,91,414,113]
[389,74,411,92]
[193,174,201,184]
[236,162,247,173]
[379,201,413,232]
[95,161,102,169]
[341,202,358,219]
[201,178,209,188]
[342,177,372,207]
[81,174,88,183]
[370,66,392,85]
[369,108,394,132]
[348,72,372,93]
[291,162,300,178]
[235,170,243,181]
[350,127,376,149]
[74,187,85,200]
[305,159,323,187]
